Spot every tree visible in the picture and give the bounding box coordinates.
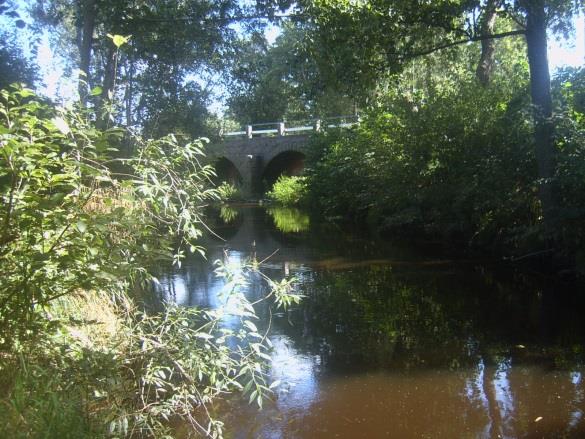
[0,32,37,89]
[31,0,293,129]
[301,0,584,236]
[226,22,356,124]
[0,1,38,90]
[226,31,289,123]
[138,79,216,139]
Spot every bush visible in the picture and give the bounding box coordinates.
[266,175,308,206]
[305,48,540,252]
[0,86,302,437]
[0,85,217,348]
[216,181,242,201]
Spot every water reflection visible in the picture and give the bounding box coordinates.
[219,204,240,224]
[158,206,585,438]
[266,206,310,233]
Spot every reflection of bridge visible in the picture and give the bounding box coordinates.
[212,117,359,197]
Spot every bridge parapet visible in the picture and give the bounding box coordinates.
[223,115,360,139]
[213,115,360,198]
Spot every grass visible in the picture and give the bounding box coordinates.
[0,289,137,438]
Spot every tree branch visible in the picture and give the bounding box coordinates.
[131,13,307,25]
[392,29,526,60]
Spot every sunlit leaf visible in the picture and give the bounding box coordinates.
[76,220,87,234]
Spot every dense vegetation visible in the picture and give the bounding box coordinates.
[306,54,585,262]
[223,2,585,268]
[1,0,585,437]
[266,175,308,206]
[0,86,300,437]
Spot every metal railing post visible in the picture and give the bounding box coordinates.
[246,125,253,139]
[313,119,321,133]
[278,122,285,136]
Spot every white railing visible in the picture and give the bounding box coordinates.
[223,115,360,138]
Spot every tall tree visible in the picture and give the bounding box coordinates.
[31,0,291,128]
[77,0,96,105]
[0,32,37,89]
[301,0,584,234]
[226,22,356,124]
[476,0,498,85]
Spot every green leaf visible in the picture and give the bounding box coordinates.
[258,352,272,361]
[76,221,87,234]
[90,86,103,96]
[243,320,258,332]
[52,117,70,135]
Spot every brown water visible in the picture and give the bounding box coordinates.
[160,206,585,438]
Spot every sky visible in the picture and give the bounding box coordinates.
[5,5,585,111]
[549,14,585,70]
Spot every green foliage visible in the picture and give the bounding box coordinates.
[32,0,293,131]
[139,81,219,140]
[0,86,303,437]
[306,44,541,250]
[553,67,585,264]
[0,261,302,438]
[266,175,308,206]
[226,23,356,124]
[303,0,583,86]
[217,181,242,202]
[0,30,37,90]
[0,85,217,348]
[1,355,95,438]
[307,41,585,258]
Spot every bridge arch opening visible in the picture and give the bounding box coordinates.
[262,151,306,192]
[214,157,243,187]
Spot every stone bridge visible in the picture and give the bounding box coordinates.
[211,117,358,197]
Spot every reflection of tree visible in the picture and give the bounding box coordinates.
[151,207,585,437]
[276,263,585,377]
[274,265,477,372]
[266,207,310,233]
[219,205,240,224]
[203,205,244,241]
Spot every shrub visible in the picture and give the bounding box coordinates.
[306,70,538,251]
[266,175,308,206]
[216,181,242,201]
[0,86,302,438]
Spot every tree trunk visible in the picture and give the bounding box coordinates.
[97,46,116,129]
[125,56,135,128]
[78,0,97,106]
[524,0,556,237]
[476,0,498,85]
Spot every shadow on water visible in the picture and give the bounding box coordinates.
[159,205,585,439]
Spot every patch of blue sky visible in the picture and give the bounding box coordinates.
[548,13,584,71]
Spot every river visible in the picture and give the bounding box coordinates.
[158,205,585,438]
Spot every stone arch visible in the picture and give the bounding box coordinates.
[262,150,306,191]
[214,157,244,187]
